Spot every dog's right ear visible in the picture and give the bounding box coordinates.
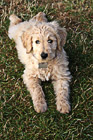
[21,31,33,54]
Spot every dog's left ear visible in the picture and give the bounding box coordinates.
[50,21,67,50]
[21,31,33,54]
[57,27,67,50]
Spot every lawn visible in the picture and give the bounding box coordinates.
[0,0,93,140]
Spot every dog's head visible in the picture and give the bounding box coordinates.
[21,21,67,62]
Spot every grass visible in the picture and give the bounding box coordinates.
[0,0,93,139]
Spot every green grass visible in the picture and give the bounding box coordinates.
[0,0,93,139]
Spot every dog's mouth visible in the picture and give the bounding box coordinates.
[32,52,55,62]
[38,54,56,68]
[32,52,56,69]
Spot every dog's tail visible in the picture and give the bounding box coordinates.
[8,14,22,40]
[9,14,22,27]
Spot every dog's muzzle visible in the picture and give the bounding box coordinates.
[41,52,48,59]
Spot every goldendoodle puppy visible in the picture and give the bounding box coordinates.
[8,12,71,113]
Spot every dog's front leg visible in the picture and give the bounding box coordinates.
[52,79,71,114]
[23,74,47,113]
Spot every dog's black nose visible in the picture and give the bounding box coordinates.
[41,52,48,59]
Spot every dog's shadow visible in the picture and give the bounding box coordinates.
[41,80,55,105]
[65,39,92,110]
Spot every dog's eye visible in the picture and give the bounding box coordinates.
[35,40,40,44]
[48,39,53,43]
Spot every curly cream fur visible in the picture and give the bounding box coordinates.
[8,12,71,113]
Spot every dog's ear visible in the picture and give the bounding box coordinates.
[50,21,67,50]
[57,27,67,51]
[21,31,33,54]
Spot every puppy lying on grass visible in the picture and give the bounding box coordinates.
[8,12,71,113]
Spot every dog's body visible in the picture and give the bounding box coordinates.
[8,12,71,113]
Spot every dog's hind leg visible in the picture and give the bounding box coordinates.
[30,12,48,22]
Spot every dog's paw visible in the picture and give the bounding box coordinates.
[56,101,71,114]
[34,102,47,113]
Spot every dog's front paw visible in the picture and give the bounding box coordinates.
[56,101,71,114]
[34,101,47,113]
